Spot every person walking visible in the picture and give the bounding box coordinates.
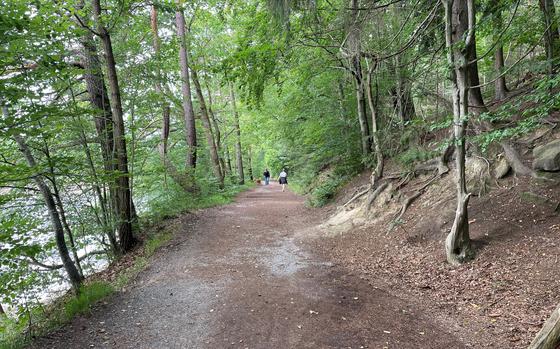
[263,169,271,185]
[278,168,288,192]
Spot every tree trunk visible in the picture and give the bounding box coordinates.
[229,83,245,185]
[175,3,197,168]
[365,60,384,179]
[225,144,233,176]
[75,5,119,253]
[206,84,226,176]
[191,67,224,188]
[539,0,560,75]
[92,0,135,253]
[450,0,485,112]
[444,0,473,265]
[393,55,416,124]
[348,0,371,156]
[247,146,254,181]
[528,303,560,349]
[491,1,509,100]
[494,45,508,100]
[150,5,192,192]
[10,129,83,291]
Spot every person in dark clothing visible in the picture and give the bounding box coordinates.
[263,169,271,185]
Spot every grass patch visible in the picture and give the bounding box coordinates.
[63,282,114,319]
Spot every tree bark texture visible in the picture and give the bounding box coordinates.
[75,5,119,253]
[348,0,371,156]
[539,0,560,75]
[92,0,136,252]
[444,0,473,265]
[491,0,508,100]
[528,303,560,349]
[451,0,485,112]
[191,67,224,188]
[229,83,245,185]
[206,83,227,175]
[175,4,197,168]
[150,5,192,192]
[365,60,384,179]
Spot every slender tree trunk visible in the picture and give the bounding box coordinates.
[444,0,473,265]
[539,0,560,75]
[150,5,191,192]
[191,67,224,188]
[225,144,233,176]
[206,82,226,175]
[491,1,509,100]
[354,66,371,156]
[41,133,85,278]
[393,55,416,124]
[348,0,371,156]
[10,129,83,290]
[76,115,118,254]
[247,146,254,181]
[450,0,485,112]
[229,83,245,185]
[494,45,508,99]
[175,3,197,168]
[365,60,384,179]
[92,0,135,252]
[0,304,4,315]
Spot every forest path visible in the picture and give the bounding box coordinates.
[32,184,467,349]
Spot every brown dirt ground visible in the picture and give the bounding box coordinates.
[29,183,468,349]
[319,168,560,348]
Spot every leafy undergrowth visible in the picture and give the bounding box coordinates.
[291,162,362,207]
[0,183,252,349]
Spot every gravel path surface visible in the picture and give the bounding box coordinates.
[31,184,467,348]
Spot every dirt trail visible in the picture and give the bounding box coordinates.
[32,184,468,349]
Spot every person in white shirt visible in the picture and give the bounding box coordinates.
[278,169,288,192]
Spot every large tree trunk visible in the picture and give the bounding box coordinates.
[444,0,473,265]
[10,129,83,291]
[539,0,560,75]
[75,6,119,254]
[175,3,197,168]
[92,0,136,253]
[229,83,245,185]
[191,67,224,188]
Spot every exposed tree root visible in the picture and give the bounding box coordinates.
[365,182,389,211]
[343,187,370,208]
[500,141,538,178]
[389,172,440,231]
